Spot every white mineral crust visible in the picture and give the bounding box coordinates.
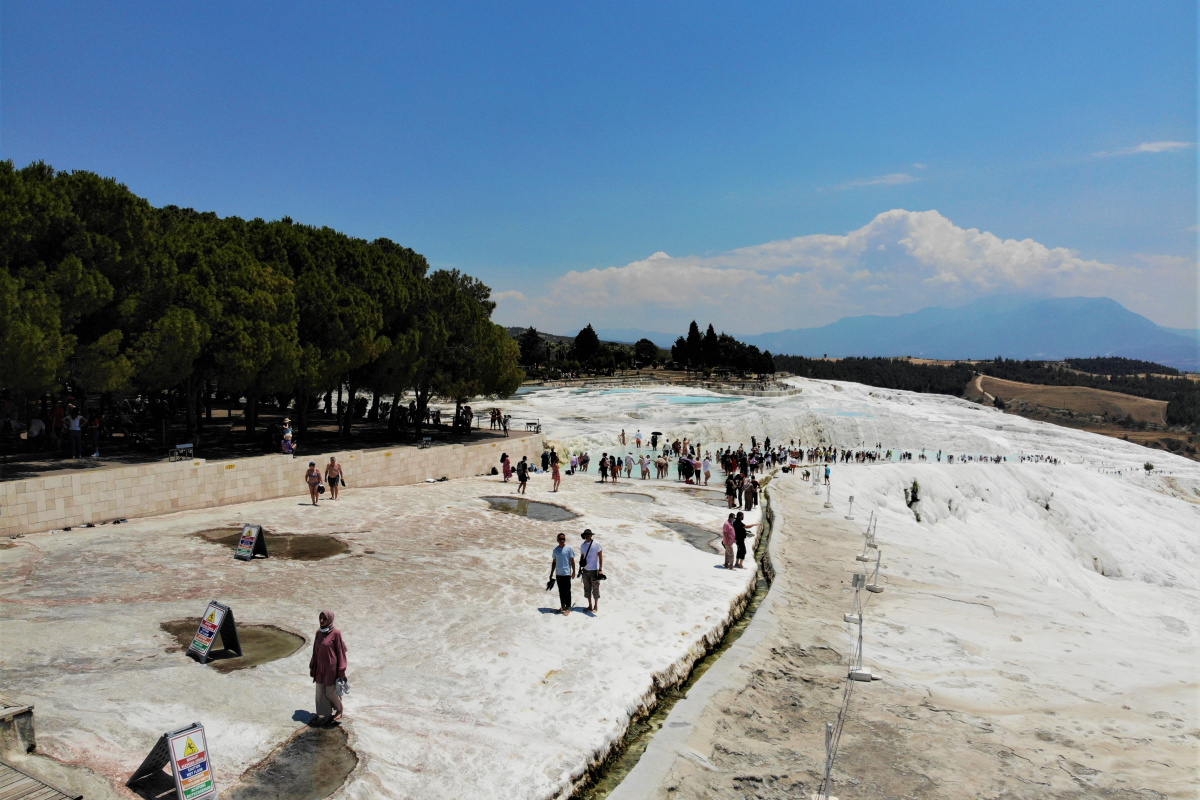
[4,378,1197,798]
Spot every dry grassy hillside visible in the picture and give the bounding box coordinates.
[975,375,1168,425]
[965,375,1198,460]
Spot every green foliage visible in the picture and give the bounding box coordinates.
[0,160,519,430]
[1144,462,1154,473]
[1064,357,1178,376]
[980,358,1200,428]
[774,355,973,395]
[667,323,773,374]
[574,324,600,364]
[517,327,546,366]
[634,338,659,365]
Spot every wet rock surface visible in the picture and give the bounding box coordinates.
[161,619,305,673]
[659,521,722,553]
[194,528,349,560]
[610,492,655,503]
[225,725,356,800]
[482,496,580,521]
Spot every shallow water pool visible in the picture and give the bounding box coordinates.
[482,496,581,521]
[659,520,722,553]
[665,396,737,405]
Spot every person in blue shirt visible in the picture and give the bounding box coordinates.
[549,533,576,615]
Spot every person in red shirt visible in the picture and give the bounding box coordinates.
[309,610,348,727]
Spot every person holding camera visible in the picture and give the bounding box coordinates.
[579,529,605,613]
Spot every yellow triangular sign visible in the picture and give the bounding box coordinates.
[183,737,199,756]
[206,611,216,623]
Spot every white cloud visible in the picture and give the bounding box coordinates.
[841,172,920,188]
[493,210,1198,333]
[1093,141,1194,157]
[911,162,928,170]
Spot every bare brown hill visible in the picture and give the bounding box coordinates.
[972,375,1167,425]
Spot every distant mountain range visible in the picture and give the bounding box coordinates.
[589,297,1199,370]
[741,297,1199,370]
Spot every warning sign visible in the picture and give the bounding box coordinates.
[188,603,224,659]
[187,601,241,664]
[169,723,217,800]
[234,524,268,560]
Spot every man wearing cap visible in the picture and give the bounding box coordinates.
[304,461,323,505]
[579,529,605,613]
[549,533,576,615]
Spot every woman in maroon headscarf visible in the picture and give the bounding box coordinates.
[309,610,348,726]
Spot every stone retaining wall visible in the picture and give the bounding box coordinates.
[1,434,543,535]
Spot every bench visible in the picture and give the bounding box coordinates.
[169,443,194,462]
[524,422,540,433]
[419,437,432,449]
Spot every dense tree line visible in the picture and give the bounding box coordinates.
[773,355,973,396]
[1061,357,1179,376]
[515,324,665,376]
[670,321,775,375]
[0,161,523,439]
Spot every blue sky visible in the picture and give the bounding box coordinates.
[2,1,1195,332]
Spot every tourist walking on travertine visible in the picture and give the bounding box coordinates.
[824,464,831,485]
[579,529,604,613]
[635,430,642,448]
[502,453,513,482]
[325,457,344,501]
[305,462,323,505]
[610,454,619,484]
[743,476,758,511]
[724,474,736,508]
[625,453,634,478]
[552,456,561,492]
[733,512,758,569]
[310,610,348,727]
[702,454,712,486]
[598,453,609,483]
[722,514,736,569]
[550,534,576,615]
[640,454,651,479]
[516,456,530,494]
[620,429,626,445]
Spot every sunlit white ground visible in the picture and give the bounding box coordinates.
[502,378,1200,795]
[5,377,1199,798]
[1,466,758,799]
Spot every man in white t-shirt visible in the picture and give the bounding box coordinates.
[549,534,576,615]
[579,529,604,613]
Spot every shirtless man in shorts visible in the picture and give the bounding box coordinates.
[325,456,345,500]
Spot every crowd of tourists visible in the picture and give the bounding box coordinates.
[5,400,103,458]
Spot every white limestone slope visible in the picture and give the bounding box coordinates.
[3,377,1197,798]
[504,379,1199,795]
[0,471,758,799]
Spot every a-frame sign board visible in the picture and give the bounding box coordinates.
[187,601,241,665]
[234,524,268,560]
[127,722,219,800]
